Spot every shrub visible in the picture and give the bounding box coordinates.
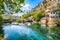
[0,15,3,28]
[0,15,4,34]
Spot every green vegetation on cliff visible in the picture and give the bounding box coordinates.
[20,8,45,22]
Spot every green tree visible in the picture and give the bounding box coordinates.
[0,15,4,39]
[33,8,45,21]
[0,15,3,29]
[20,8,45,22]
[0,0,25,39]
[0,0,24,14]
[23,13,31,18]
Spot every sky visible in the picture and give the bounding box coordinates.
[25,0,43,9]
[21,0,43,12]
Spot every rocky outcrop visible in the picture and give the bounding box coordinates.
[31,0,60,26]
[31,0,60,12]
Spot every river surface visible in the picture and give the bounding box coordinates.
[3,23,46,40]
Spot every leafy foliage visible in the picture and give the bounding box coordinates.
[22,13,31,18]
[33,8,45,21]
[0,15,3,28]
[20,8,45,21]
[0,0,25,39]
[0,15,4,34]
[52,5,60,12]
[0,0,24,14]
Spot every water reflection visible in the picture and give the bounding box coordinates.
[3,24,46,40]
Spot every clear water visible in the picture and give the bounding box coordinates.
[3,24,46,40]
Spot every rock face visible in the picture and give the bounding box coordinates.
[31,0,60,12]
[31,0,60,26]
[31,2,44,12]
[31,0,60,19]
